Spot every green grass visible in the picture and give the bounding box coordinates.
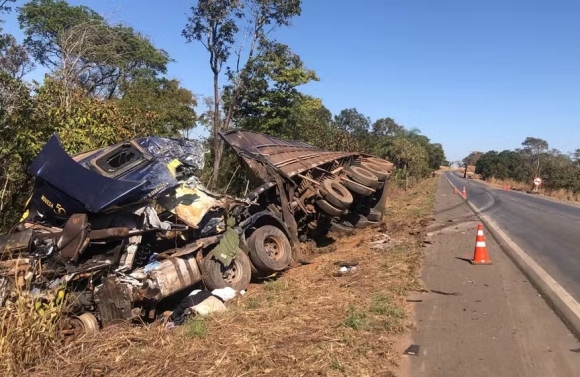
[330,356,345,372]
[343,306,370,330]
[184,317,207,338]
[246,297,261,309]
[369,294,407,333]
[264,280,284,292]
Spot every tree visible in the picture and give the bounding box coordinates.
[332,108,371,151]
[223,40,318,136]
[387,137,429,188]
[182,0,242,189]
[371,117,404,137]
[427,142,446,170]
[518,136,549,176]
[118,76,198,136]
[183,0,302,189]
[0,0,15,21]
[18,0,170,101]
[462,151,483,167]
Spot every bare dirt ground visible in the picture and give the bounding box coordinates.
[1,178,439,377]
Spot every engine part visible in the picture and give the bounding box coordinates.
[144,256,202,301]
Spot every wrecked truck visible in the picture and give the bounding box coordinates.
[0,133,263,333]
[219,130,394,267]
[0,130,394,334]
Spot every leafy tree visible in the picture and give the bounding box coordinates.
[371,117,404,137]
[223,39,318,136]
[18,0,170,100]
[427,143,446,170]
[333,108,371,138]
[0,0,15,21]
[0,34,34,78]
[517,136,549,176]
[462,151,483,167]
[183,0,302,188]
[182,0,242,188]
[118,76,198,136]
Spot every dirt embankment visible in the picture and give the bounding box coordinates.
[1,178,439,377]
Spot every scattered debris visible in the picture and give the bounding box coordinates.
[403,344,421,356]
[169,287,238,326]
[335,260,359,268]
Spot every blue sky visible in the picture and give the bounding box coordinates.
[3,0,580,162]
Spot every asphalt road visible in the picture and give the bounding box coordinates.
[407,177,580,377]
[445,171,580,305]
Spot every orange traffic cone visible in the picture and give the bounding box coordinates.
[453,186,458,194]
[462,186,467,198]
[471,224,492,265]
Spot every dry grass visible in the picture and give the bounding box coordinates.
[0,286,66,374]
[3,177,439,377]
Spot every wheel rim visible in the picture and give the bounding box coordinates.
[263,236,283,260]
[221,259,243,284]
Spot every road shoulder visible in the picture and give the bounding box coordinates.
[407,177,580,377]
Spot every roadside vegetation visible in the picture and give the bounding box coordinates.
[0,0,447,232]
[1,176,439,377]
[462,137,580,202]
[1,1,446,374]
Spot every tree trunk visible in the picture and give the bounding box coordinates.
[209,70,223,189]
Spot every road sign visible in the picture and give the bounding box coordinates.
[534,177,542,186]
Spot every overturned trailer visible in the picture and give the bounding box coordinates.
[219,130,394,269]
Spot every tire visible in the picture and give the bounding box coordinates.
[247,225,291,273]
[361,161,390,181]
[343,179,374,196]
[315,199,345,217]
[343,213,368,229]
[202,248,252,292]
[320,179,353,209]
[366,158,394,172]
[330,221,354,236]
[367,208,382,222]
[347,166,379,188]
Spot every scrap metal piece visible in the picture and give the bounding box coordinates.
[0,229,33,255]
[94,276,135,327]
[219,130,358,180]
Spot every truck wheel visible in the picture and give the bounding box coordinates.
[360,161,390,181]
[330,221,354,236]
[343,179,374,196]
[347,166,379,188]
[367,208,382,222]
[247,225,291,273]
[202,248,251,291]
[320,179,353,209]
[315,199,345,217]
[366,158,394,172]
[343,213,369,229]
